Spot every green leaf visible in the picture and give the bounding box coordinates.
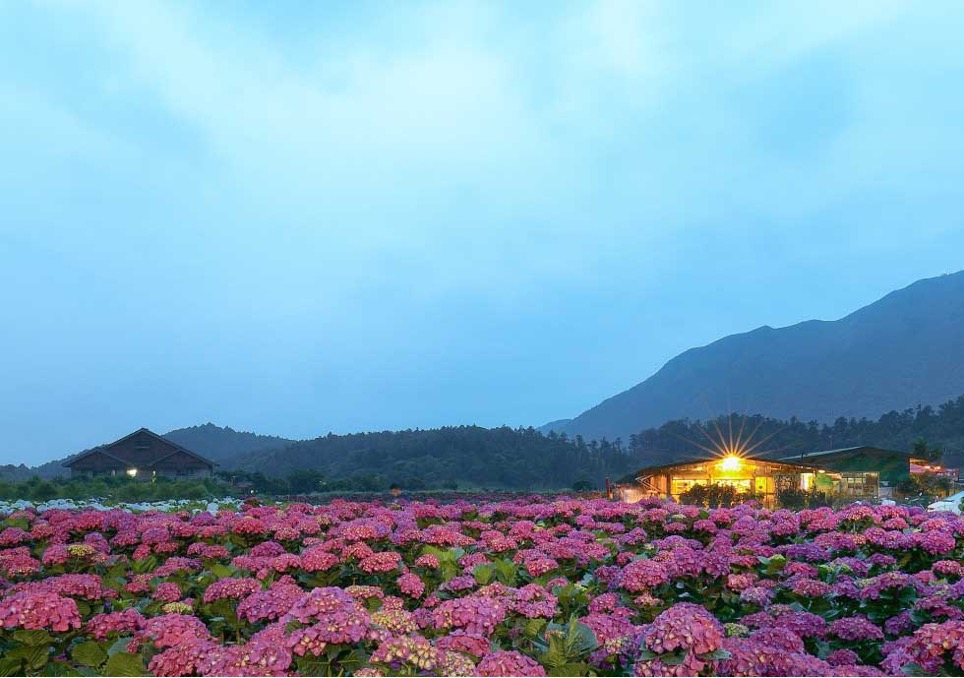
[0,658,22,677]
[71,641,108,668]
[105,653,148,677]
[494,558,518,586]
[901,662,929,677]
[107,561,128,579]
[473,564,495,586]
[209,563,234,579]
[40,660,84,677]
[293,659,329,676]
[548,662,589,676]
[8,645,51,671]
[697,649,731,661]
[132,555,157,574]
[4,517,30,530]
[541,645,567,669]
[765,554,787,574]
[12,629,53,646]
[661,651,687,666]
[107,636,134,657]
[524,618,548,639]
[565,619,598,655]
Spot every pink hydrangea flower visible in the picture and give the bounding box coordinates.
[0,589,81,632]
[641,603,725,656]
[476,651,547,677]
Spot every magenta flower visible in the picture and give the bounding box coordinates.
[202,577,261,604]
[476,650,547,677]
[829,615,885,642]
[237,581,305,623]
[0,588,81,632]
[621,558,670,592]
[641,603,725,657]
[85,608,146,640]
[397,571,425,598]
[138,613,212,650]
[432,595,507,636]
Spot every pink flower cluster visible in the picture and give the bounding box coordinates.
[0,495,962,676]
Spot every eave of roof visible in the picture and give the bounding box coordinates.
[778,446,913,461]
[632,455,823,478]
[62,447,129,468]
[63,428,217,468]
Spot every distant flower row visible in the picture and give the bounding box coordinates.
[0,497,241,515]
[1,495,963,676]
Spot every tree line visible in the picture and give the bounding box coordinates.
[229,425,630,492]
[620,394,964,469]
[4,394,964,497]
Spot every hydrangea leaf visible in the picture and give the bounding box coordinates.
[70,641,108,668]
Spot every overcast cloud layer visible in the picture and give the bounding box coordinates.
[2,0,964,464]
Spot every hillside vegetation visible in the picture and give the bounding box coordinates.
[223,395,964,490]
[6,395,964,492]
[622,395,964,470]
[227,425,629,491]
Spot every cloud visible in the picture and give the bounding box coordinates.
[3,0,964,461]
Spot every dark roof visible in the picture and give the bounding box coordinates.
[63,428,217,469]
[778,446,913,462]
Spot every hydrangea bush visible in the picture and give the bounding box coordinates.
[0,496,962,676]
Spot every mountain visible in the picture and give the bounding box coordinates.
[550,271,964,443]
[161,423,294,463]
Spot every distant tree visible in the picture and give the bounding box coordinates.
[571,479,592,492]
[706,483,737,508]
[32,480,59,502]
[679,483,708,507]
[912,436,943,462]
[909,472,954,498]
[286,469,326,494]
[776,486,831,510]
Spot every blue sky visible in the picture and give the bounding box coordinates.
[2,1,964,465]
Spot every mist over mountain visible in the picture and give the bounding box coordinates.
[548,271,964,443]
[161,423,296,463]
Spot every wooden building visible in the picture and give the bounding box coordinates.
[778,446,915,498]
[64,428,215,480]
[614,446,919,506]
[614,455,822,506]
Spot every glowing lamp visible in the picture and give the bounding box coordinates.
[720,455,742,472]
[126,468,138,478]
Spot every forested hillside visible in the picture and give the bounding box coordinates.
[226,395,964,490]
[229,425,630,490]
[7,394,963,490]
[622,395,964,469]
[162,423,294,462]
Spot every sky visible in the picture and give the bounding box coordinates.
[2,0,964,465]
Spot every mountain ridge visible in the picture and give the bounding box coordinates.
[548,271,964,442]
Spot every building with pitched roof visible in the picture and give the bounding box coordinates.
[613,455,823,506]
[63,428,216,480]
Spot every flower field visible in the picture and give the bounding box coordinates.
[1,497,963,676]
